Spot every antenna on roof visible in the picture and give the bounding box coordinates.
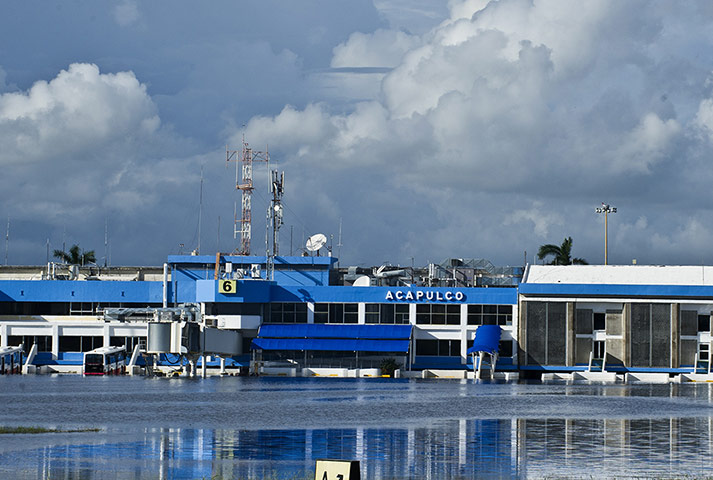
[337,218,343,267]
[4,216,9,265]
[104,218,109,267]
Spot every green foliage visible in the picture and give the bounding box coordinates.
[0,426,100,434]
[537,237,588,265]
[53,244,96,265]
[380,357,400,377]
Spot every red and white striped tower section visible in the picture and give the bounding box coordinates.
[226,136,269,255]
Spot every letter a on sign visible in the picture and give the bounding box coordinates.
[314,460,360,480]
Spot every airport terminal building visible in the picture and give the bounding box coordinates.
[1,254,712,379]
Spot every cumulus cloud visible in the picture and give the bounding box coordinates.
[331,29,420,68]
[0,63,211,264]
[0,63,159,165]
[233,0,713,266]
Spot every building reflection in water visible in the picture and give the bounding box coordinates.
[12,414,713,479]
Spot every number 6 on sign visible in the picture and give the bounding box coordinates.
[314,460,360,480]
[218,280,236,294]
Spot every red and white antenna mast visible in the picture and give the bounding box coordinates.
[226,136,269,255]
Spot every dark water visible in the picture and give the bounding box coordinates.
[1,376,713,478]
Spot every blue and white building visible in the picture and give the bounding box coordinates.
[0,254,518,375]
[519,265,713,379]
[2,254,713,379]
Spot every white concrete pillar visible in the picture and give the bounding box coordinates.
[307,303,314,323]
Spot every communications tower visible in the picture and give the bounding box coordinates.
[226,137,269,255]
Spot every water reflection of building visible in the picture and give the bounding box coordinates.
[23,408,713,480]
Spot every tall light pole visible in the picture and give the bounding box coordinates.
[595,203,617,265]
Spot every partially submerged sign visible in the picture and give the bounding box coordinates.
[314,459,360,480]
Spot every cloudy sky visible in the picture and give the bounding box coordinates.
[2,0,713,268]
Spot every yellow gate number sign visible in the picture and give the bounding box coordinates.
[314,460,360,480]
[218,280,237,294]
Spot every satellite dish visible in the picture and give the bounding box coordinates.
[353,275,371,287]
[306,233,327,252]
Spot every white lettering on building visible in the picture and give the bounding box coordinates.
[385,290,467,302]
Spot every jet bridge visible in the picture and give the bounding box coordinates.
[102,304,242,376]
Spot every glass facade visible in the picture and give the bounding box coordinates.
[416,304,460,325]
[365,304,410,324]
[268,303,307,323]
[314,303,358,324]
[7,335,52,353]
[467,305,512,326]
[416,339,461,356]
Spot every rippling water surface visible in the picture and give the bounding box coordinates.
[2,376,713,478]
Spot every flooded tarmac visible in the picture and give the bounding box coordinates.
[1,376,713,478]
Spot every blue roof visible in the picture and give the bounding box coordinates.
[257,324,412,340]
[252,324,413,353]
[251,338,410,353]
[467,325,501,355]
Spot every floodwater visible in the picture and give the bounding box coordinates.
[2,376,713,479]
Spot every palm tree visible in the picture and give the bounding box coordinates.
[537,237,588,265]
[53,244,96,266]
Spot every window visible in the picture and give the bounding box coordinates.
[394,304,410,324]
[416,339,460,356]
[467,304,512,325]
[314,303,329,324]
[365,304,380,324]
[593,340,605,359]
[699,315,710,333]
[0,302,70,316]
[8,335,52,353]
[498,340,513,358]
[59,336,103,352]
[593,313,606,331]
[268,303,307,323]
[416,340,438,355]
[416,304,460,325]
[365,304,411,324]
[313,303,358,324]
[110,336,146,352]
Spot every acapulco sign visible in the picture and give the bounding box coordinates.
[385,290,466,302]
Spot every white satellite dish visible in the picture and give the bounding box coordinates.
[306,233,327,252]
[353,275,371,287]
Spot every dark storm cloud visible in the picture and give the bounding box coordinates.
[4,0,713,269]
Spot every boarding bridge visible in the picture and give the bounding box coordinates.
[103,305,242,377]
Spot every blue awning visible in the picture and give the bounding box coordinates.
[256,324,412,340]
[252,338,410,353]
[467,325,501,355]
[252,324,412,353]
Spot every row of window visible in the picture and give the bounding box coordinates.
[265,303,513,325]
[6,335,146,354]
[578,311,712,335]
[3,333,512,358]
[0,303,162,316]
[415,339,513,357]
